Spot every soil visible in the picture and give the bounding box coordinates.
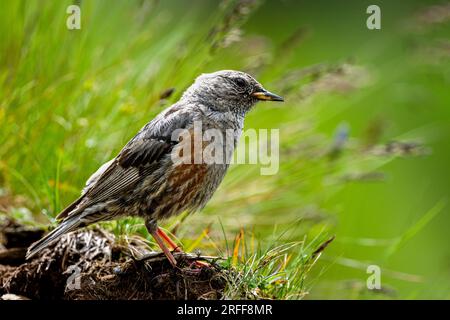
[0,216,227,300]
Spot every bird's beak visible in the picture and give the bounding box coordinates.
[251,89,284,102]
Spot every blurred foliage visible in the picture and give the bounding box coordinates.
[0,0,449,299]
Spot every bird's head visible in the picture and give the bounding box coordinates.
[182,70,284,115]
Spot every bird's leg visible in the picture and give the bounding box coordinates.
[157,227,182,252]
[145,219,177,267]
[157,227,208,269]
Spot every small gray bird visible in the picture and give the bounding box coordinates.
[26,70,283,266]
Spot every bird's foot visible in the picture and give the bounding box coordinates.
[189,259,210,269]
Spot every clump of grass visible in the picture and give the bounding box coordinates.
[222,229,334,299]
[94,215,334,300]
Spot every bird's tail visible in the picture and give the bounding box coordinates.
[26,216,81,259]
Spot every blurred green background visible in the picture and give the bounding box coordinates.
[0,0,449,299]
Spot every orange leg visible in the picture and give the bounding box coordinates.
[157,227,209,268]
[157,227,182,252]
[149,229,178,267]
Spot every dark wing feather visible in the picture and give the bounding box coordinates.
[56,103,191,220]
[56,195,86,220]
[84,139,174,201]
[118,137,174,167]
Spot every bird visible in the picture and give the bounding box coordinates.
[26,70,284,266]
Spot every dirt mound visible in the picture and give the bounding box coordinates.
[0,217,227,300]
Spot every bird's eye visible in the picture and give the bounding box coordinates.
[234,78,246,88]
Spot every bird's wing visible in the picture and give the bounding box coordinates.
[82,159,114,195]
[56,104,192,220]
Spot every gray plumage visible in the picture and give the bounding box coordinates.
[26,70,283,259]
